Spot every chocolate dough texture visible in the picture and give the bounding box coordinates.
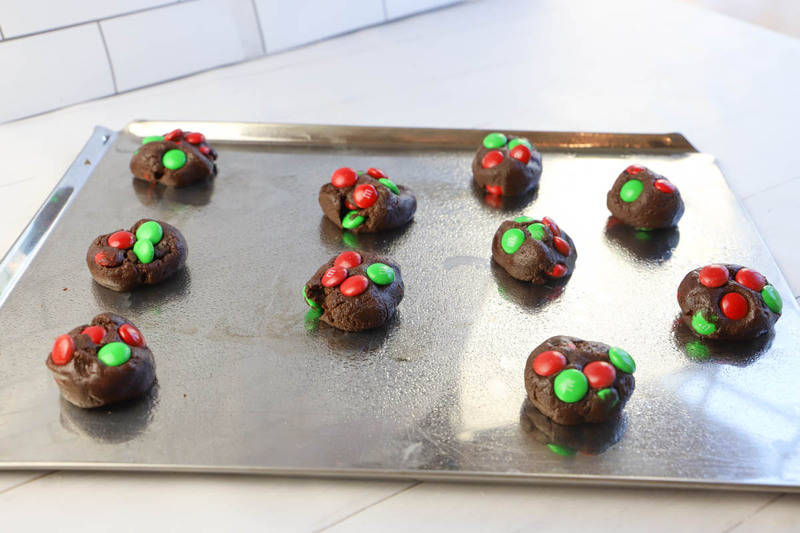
[606,165,684,229]
[45,313,156,408]
[524,335,636,425]
[492,216,577,284]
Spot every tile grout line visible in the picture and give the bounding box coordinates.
[96,22,118,94]
[741,174,800,201]
[0,471,55,496]
[0,1,184,43]
[314,481,422,532]
[721,493,785,533]
[381,0,389,20]
[0,25,5,40]
[251,0,268,55]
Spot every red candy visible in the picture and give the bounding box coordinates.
[653,178,676,194]
[81,325,105,344]
[346,200,358,210]
[199,145,211,155]
[51,334,75,365]
[185,132,205,144]
[542,216,561,237]
[485,185,502,195]
[735,268,766,291]
[548,263,567,278]
[553,236,570,256]
[482,150,504,169]
[340,275,369,297]
[626,165,645,174]
[94,251,121,267]
[108,231,135,249]
[334,251,362,268]
[164,129,183,142]
[698,264,729,288]
[321,266,348,287]
[720,292,748,320]
[353,184,378,209]
[331,167,357,188]
[509,144,531,164]
[367,167,387,179]
[583,361,616,389]
[533,350,567,376]
[119,323,145,347]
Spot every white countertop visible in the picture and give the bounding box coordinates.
[1,0,798,530]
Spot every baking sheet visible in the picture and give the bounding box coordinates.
[0,122,798,492]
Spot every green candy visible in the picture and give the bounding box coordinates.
[342,231,358,248]
[761,285,782,314]
[597,388,612,401]
[527,223,545,240]
[608,346,636,373]
[507,138,533,151]
[162,149,187,170]
[501,228,525,254]
[304,308,322,331]
[685,341,711,360]
[378,178,399,195]
[303,286,320,310]
[97,342,131,367]
[691,311,717,336]
[142,135,164,145]
[342,211,364,229]
[553,369,588,403]
[366,263,395,285]
[547,444,576,457]
[133,239,155,264]
[483,132,507,149]
[514,216,533,223]
[136,220,163,244]
[620,179,644,202]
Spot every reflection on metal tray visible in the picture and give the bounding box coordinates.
[0,121,798,492]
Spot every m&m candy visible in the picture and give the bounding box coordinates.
[734,268,765,291]
[353,184,378,208]
[98,342,131,367]
[608,346,636,373]
[322,266,347,287]
[583,361,616,388]
[119,323,145,347]
[81,325,106,344]
[51,334,75,365]
[485,185,502,195]
[699,265,729,288]
[532,350,566,376]
[367,167,387,179]
[340,275,369,297]
[501,228,525,254]
[334,251,362,268]
[720,292,748,320]
[331,167,357,188]
[482,150,504,169]
[483,132,507,149]
[625,165,644,174]
[542,217,560,237]
[553,236,570,256]
[620,179,643,202]
[653,178,676,194]
[185,132,205,144]
[509,144,531,164]
[553,369,588,403]
[547,264,567,278]
[108,231,135,249]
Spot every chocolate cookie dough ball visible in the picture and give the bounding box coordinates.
[524,335,636,425]
[678,264,782,340]
[492,216,577,284]
[606,165,684,229]
[472,132,542,196]
[303,251,404,331]
[318,167,416,233]
[130,129,217,187]
[45,313,156,408]
[87,219,187,292]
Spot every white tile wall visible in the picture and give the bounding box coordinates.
[254,0,384,53]
[0,0,463,123]
[384,0,461,19]
[0,24,114,123]
[0,0,173,38]
[100,0,259,92]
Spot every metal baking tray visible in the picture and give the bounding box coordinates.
[0,121,798,492]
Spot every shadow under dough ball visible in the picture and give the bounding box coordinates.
[87,219,187,292]
[472,132,542,196]
[606,165,684,229]
[492,216,577,284]
[130,128,217,187]
[678,263,782,340]
[319,167,416,233]
[304,251,404,331]
[524,335,636,425]
[45,313,156,408]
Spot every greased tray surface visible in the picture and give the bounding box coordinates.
[0,122,797,491]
